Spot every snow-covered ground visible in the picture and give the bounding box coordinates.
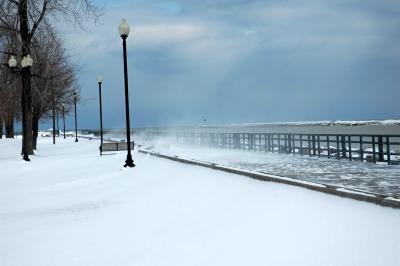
[1,137,400,266]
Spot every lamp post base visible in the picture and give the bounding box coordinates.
[22,154,30,162]
[75,139,78,142]
[124,154,135,168]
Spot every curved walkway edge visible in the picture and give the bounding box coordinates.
[138,149,400,209]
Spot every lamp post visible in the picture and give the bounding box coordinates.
[73,92,78,142]
[62,103,66,139]
[119,18,135,168]
[97,76,104,156]
[51,80,56,144]
[9,54,33,161]
[57,112,60,138]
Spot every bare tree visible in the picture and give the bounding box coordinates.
[30,28,79,148]
[0,47,20,139]
[0,22,18,139]
[0,0,101,157]
[1,30,79,146]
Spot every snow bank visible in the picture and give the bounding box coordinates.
[161,119,400,129]
[219,119,400,127]
[0,137,399,266]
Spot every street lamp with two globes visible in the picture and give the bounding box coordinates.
[8,54,33,161]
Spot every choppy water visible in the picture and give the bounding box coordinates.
[90,121,400,136]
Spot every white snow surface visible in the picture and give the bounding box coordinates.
[1,137,400,266]
[336,188,376,198]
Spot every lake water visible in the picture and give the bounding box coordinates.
[89,121,400,136]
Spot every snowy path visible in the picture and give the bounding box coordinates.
[0,137,399,266]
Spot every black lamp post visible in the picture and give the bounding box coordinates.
[73,92,78,142]
[62,103,66,139]
[8,55,32,161]
[97,76,104,156]
[51,80,56,144]
[119,19,135,168]
[56,112,60,138]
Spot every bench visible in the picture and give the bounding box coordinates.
[101,141,135,153]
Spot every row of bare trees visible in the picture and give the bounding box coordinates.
[0,0,101,155]
[1,28,77,147]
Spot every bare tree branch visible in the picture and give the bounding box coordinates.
[28,0,48,41]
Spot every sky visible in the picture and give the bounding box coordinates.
[47,0,400,130]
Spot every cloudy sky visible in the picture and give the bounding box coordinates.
[58,0,400,129]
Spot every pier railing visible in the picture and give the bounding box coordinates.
[141,132,400,165]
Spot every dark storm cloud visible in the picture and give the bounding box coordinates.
[57,0,400,129]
